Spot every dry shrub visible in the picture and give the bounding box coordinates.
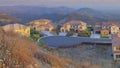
[79,62,100,68]
[0,28,39,68]
[0,28,76,68]
[36,52,67,68]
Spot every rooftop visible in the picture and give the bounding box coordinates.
[65,20,86,25]
[95,22,119,26]
[2,23,27,31]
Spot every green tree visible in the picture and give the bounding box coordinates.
[30,29,44,41]
[78,29,91,37]
[66,31,74,36]
[39,40,45,45]
[56,25,62,35]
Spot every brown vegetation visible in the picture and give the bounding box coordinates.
[0,28,101,68]
[54,44,113,68]
[0,28,39,68]
[0,28,71,68]
[0,13,19,25]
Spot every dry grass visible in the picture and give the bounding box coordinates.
[0,28,72,68]
[53,44,116,68]
[0,28,102,68]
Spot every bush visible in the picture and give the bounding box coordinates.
[78,30,91,37]
[56,25,62,35]
[39,40,45,45]
[87,27,93,31]
[0,29,39,68]
[101,35,109,38]
[66,31,74,36]
[30,29,44,41]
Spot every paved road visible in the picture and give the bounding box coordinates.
[39,36,112,47]
[41,31,54,36]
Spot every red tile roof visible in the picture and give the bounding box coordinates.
[94,22,119,31]
[94,27,102,31]
[66,20,86,25]
[2,23,27,31]
[114,51,120,53]
[95,22,119,26]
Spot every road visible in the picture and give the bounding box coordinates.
[38,36,112,47]
[40,31,54,36]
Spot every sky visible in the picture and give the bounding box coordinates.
[0,0,120,10]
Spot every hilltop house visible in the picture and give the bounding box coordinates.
[60,20,87,32]
[111,24,119,34]
[2,23,30,37]
[94,22,111,34]
[100,29,110,38]
[29,19,54,31]
[112,32,120,60]
[94,22,119,37]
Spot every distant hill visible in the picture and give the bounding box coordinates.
[0,6,74,15]
[0,6,75,23]
[0,13,19,26]
[0,6,120,24]
[40,13,65,22]
[76,8,105,17]
[58,13,110,25]
[75,8,120,22]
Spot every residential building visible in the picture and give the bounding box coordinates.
[2,23,30,37]
[94,22,119,37]
[101,29,110,37]
[111,24,119,34]
[112,32,120,60]
[94,22,111,34]
[29,19,54,31]
[60,20,87,32]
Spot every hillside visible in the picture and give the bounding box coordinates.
[0,28,102,68]
[54,44,120,68]
[58,13,110,25]
[75,8,120,22]
[76,8,108,19]
[0,28,70,68]
[0,6,120,24]
[0,6,74,23]
[30,13,110,25]
[0,13,19,25]
[0,6,74,15]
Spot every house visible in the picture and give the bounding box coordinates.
[112,32,120,60]
[94,22,111,34]
[100,29,110,38]
[94,24,101,34]
[2,23,30,37]
[29,19,54,31]
[94,22,119,37]
[60,20,87,32]
[111,23,119,34]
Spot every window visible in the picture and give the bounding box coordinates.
[102,26,106,29]
[112,27,115,30]
[116,47,120,51]
[116,55,120,59]
[96,25,100,27]
[79,27,82,29]
[107,26,110,29]
[104,31,108,35]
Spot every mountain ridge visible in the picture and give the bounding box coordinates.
[0,6,120,24]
